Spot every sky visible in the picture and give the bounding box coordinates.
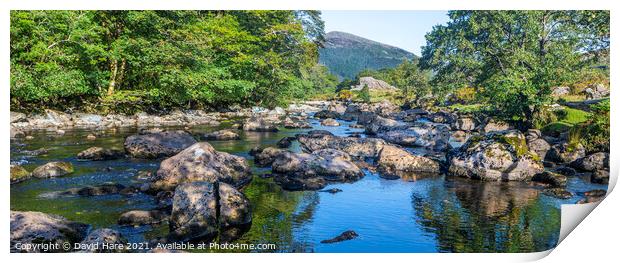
[321,10,450,56]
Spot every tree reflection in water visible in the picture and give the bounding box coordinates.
[412,177,560,252]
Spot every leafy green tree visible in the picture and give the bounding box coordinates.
[421,10,609,127]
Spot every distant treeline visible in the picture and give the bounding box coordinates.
[10,10,338,113]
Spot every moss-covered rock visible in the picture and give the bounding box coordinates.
[10,165,30,184]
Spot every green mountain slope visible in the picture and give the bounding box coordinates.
[319,31,416,80]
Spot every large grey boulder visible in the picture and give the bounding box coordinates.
[124,131,197,159]
[377,145,441,180]
[272,149,363,191]
[169,181,251,242]
[79,228,127,252]
[242,116,279,132]
[377,122,451,150]
[570,152,609,171]
[448,130,544,181]
[10,211,89,252]
[453,117,476,131]
[297,132,386,160]
[351,77,397,91]
[201,129,239,140]
[150,142,252,192]
[253,147,289,166]
[365,116,404,135]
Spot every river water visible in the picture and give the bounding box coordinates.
[9,118,607,252]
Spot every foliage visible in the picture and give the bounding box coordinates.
[10,10,328,112]
[358,85,371,103]
[336,89,353,101]
[581,99,610,152]
[421,10,610,127]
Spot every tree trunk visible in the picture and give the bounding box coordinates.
[107,59,118,96]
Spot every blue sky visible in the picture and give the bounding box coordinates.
[321,10,450,56]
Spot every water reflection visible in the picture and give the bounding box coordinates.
[412,177,559,252]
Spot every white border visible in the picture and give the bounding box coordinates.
[2,1,617,262]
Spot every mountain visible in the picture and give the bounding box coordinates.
[319,31,416,80]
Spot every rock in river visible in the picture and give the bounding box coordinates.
[118,210,168,226]
[272,149,363,191]
[201,129,240,140]
[448,130,544,181]
[297,132,386,160]
[31,161,74,178]
[546,142,586,164]
[242,116,279,132]
[321,118,340,126]
[377,145,441,180]
[570,152,609,172]
[10,164,30,184]
[169,181,251,242]
[320,230,359,244]
[253,147,288,167]
[77,147,124,161]
[532,171,567,187]
[377,122,450,150]
[79,228,127,252]
[150,142,252,192]
[124,130,197,159]
[10,211,89,252]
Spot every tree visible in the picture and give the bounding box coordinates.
[421,10,609,127]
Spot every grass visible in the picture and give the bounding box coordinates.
[558,108,590,125]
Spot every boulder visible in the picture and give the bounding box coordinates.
[151,142,252,192]
[577,189,606,204]
[31,161,74,178]
[283,118,312,129]
[10,211,88,252]
[169,181,252,242]
[272,149,363,190]
[321,118,340,126]
[527,138,551,161]
[201,129,239,140]
[365,116,404,135]
[448,130,544,181]
[276,136,296,148]
[377,122,450,150]
[314,110,341,119]
[124,131,197,159]
[427,111,457,124]
[242,117,279,132]
[10,165,30,184]
[253,147,288,166]
[454,117,476,131]
[547,143,586,163]
[591,170,609,184]
[297,133,386,160]
[352,77,397,91]
[377,145,441,180]
[570,152,609,172]
[77,147,124,161]
[452,130,468,142]
[551,86,571,97]
[483,120,510,133]
[10,112,27,123]
[118,210,167,226]
[218,183,252,228]
[169,182,218,242]
[543,188,573,199]
[532,171,567,187]
[79,228,127,252]
[584,83,609,99]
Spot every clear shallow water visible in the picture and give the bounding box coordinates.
[10,118,607,252]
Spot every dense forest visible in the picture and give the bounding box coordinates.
[10,10,338,113]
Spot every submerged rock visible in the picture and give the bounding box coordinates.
[448,130,543,181]
[543,188,573,199]
[31,161,74,178]
[319,188,343,194]
[80,228,127,252]
[124,131,197,159]
[577,189,607,204]
[320,230,359,244]
[10,165,30,184]
[118,210,168,226]
[377,145,441,180]
[77,147,124,161]
[253,147,288,166]
[201,129,240,141]
[591,170,609,184]
[10,211,89,252]
[151,142,252,192]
